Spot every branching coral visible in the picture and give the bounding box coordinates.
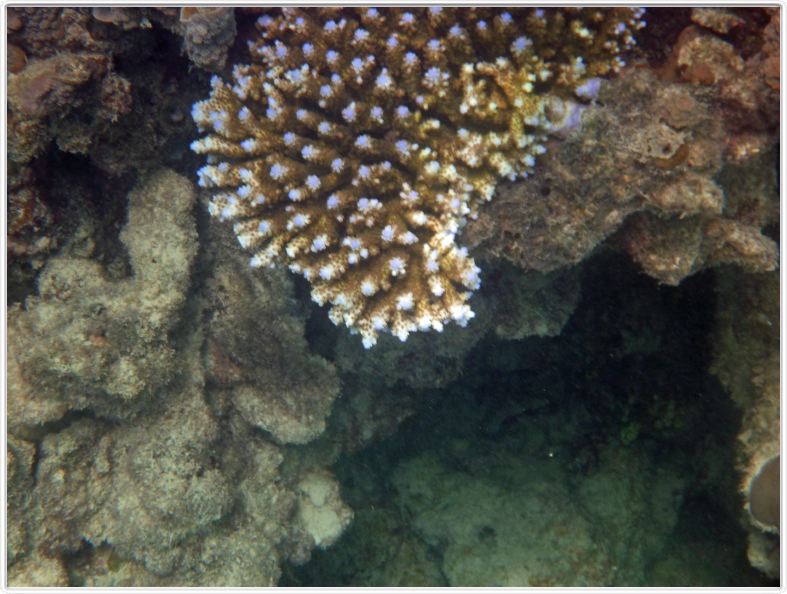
[191,7,644,347]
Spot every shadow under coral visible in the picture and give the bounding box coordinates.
[281,252,776,588]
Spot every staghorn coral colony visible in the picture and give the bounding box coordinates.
[191,7,645,347]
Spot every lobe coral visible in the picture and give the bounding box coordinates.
[191,7,644,347]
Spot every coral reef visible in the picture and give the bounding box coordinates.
[711,270,780,578]
[319,381,420,455]
[203,221,341,445]
[7,169,351,586]
[464,12,778,285]
[295,469,354,549]
[286,253,766,587]
[335,308,491,391]
[7,7,234,286]
[5,7,779,589]
[8,170,197,429]
[5,8,143,294]
[7,8,133,164]
[191,7,644,347]
[24,397,302,586]
[91,7,237,71]
[6,6,212,176]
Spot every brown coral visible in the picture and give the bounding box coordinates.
[191,7,644,346]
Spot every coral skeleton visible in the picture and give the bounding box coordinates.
[191,7,644,347]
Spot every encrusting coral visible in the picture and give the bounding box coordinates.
[191,7,645,347]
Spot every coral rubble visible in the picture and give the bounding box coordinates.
[191,7,644,347]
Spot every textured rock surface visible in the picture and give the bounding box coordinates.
[464,67,778,284]
[203,223,341,445]
[7,169,351,586]
[6,8,132,165]
[391,436,686,586]
[711,269,780,578]
[464,8,779,285]
[8,170,198,430]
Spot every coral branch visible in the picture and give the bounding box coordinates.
[192,8,643,347]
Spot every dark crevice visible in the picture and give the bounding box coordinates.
[281,250,770,587]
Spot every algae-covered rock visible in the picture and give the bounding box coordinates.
[390,439,687,586]
[6,436,36,564]
[711,269,779,578]
[8,169,197,432]
[7,168,352,586]
[464,68,778,285]
[391,450,613,586]
[203,223,341,446]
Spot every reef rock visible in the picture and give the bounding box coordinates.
[203,222,341,446]
[8,169,198,431]
[464,63,778,285]
[7,168,353,586]
[711,269,779,579]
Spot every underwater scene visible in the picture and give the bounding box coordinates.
[6,6,780,587]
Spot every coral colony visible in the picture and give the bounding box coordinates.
[191,7,645,347]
